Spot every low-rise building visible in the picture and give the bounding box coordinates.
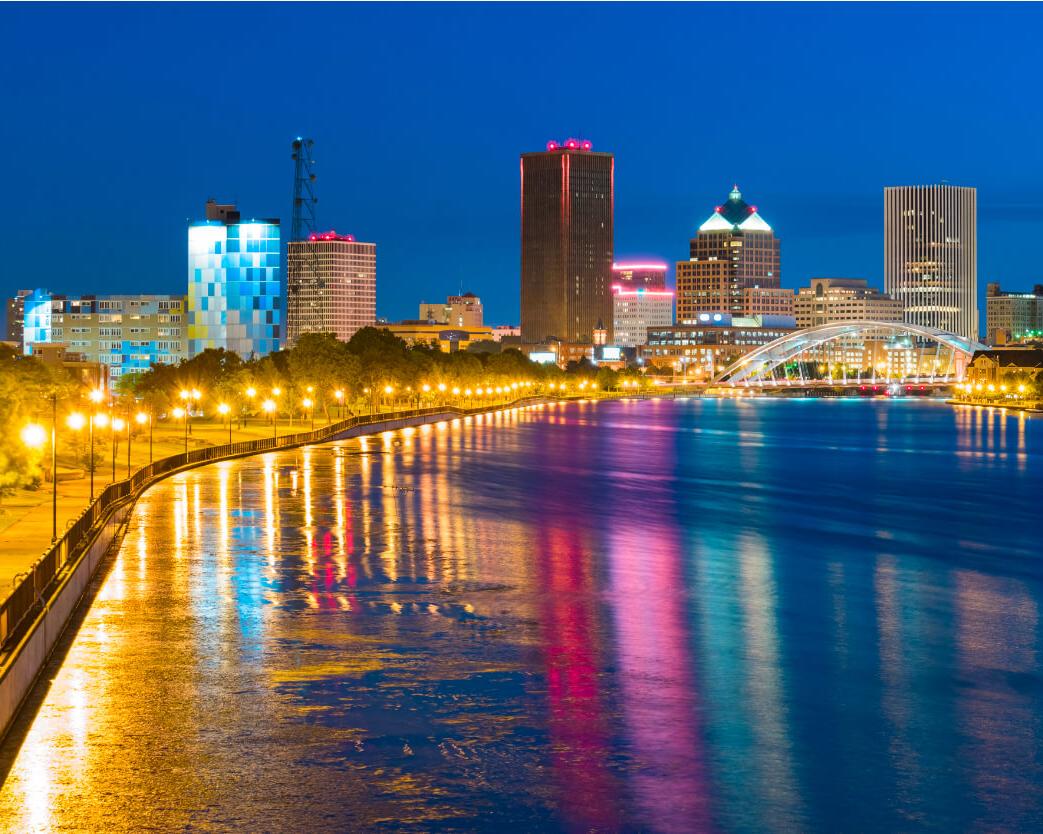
[641,314,797,379]
[23,289,188,384]
[985,282,1043,344]
[386,321,493,352]
[794,278,902,328]
[613,285,674,347]
[966,347,1043,387]
[419,293,484,328]
[491,324,521,342]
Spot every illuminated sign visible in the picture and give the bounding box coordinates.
[599,346,622,361]
[528,351,557,364]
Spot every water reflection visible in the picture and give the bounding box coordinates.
[1,400,1041,832]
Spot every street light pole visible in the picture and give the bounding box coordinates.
[51,393,57,542]
[89,414,95,502]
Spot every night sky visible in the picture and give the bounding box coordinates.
[3,2,1042,329]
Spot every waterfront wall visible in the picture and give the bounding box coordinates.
[0,400,544,743]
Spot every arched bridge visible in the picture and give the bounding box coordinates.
[714,321,985,387]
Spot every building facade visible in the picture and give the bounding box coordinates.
[286,231,376,345]
[491,325,521,342]
[187,200,281,359]
[884,185,978,341]
[613,285,674,347]
[5,289,30,345]
[794,278,903,328]
[675,186,789,324]
[520,139,614,344]
[641,313,797,379]
[985,282,1043,344]
[419,292,483,328]
[386,321,494,352]
[22,289,187,384]
[612,262,667,290]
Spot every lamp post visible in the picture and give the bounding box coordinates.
[333,389,344,421]
[218,402,232,444]
[262,398,277,440]
[125,411,133,478]
[21,421,53,540]
[244,386,257,428]
[172,407,187,454]
[136,411,151,465]
[302,397,315,431]
[110,416,125,482]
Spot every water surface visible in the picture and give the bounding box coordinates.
[1,399,1041,832]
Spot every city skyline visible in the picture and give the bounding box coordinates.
[3,4,1043,330]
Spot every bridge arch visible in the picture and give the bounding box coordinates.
[713,321,985,385]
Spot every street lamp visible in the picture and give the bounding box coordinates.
[217,402,232,444]
[110,417,125,482]
[135,411,152,464]
[302,397,315,430]
[22,422,55,541]
[333,389,344,420]
[262,398,277,440]
[172,407,187,454]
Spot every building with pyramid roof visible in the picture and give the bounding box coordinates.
[675,186,792,323]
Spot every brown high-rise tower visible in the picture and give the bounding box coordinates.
[520,139,614,344]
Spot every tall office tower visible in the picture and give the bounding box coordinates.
[187,199,281,358]
[520,138,614,344]
[419,292,484,328]
[884,185,978,341]
[794,278,903,328]
[5,289,30,345]
[612,262,667,290]
[22,289,187,385]
[675,186,789,325]
[986,282,1043,343]
[286,231,377,344]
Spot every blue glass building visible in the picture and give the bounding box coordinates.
[187,200,281,358]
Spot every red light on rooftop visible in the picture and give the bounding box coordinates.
[546,141,559,151]
[714,206,722,213]
[749,206,757,213]
[566,139,578,149]
[581,141,592,150]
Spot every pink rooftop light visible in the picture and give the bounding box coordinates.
[308,230,355,242]
[547,138,593,151]
[612,262,668,271]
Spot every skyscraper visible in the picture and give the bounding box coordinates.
[187,200,281,358]
[520,138,613,344]
[286,231,377,344]
[884,185,978,341]
[675,186,791,325]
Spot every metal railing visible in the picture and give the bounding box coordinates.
[0,399,538,649]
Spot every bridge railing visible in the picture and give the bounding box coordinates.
[0,400,535,649]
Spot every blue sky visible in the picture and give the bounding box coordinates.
[2,2,1042,328]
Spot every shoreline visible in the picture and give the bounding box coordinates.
[0,398,546,744]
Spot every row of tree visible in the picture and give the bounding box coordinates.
[120,328,643,420]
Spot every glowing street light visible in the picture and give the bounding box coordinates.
[22,420,57,540]
[302,397,315,430]
[217,402,232,444]
[262,398,277,440]
[109,417,126,482]
[135,411,153,464]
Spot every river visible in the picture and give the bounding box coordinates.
[0,398,1041,832]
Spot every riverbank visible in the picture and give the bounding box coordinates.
[0,398,549,743]
[947,398,1043,414]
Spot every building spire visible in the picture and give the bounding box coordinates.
[729,184,742,201]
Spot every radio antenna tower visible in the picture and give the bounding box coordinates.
[288,137,323,345]
[291,137,319,241]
